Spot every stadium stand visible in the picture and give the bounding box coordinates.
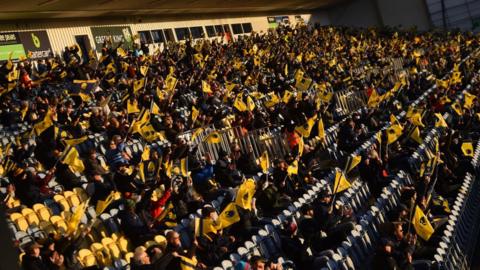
[1,12,480,270]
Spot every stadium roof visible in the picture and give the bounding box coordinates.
[0,0,342,21]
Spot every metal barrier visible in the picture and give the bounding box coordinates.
[195,126,289,161]
[333,89,368,117]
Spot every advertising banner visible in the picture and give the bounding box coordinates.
[0,32,25,60]
[18,31,53,59]
[90,26,133,52]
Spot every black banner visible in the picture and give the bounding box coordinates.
[0,32,21,46]
[18,31,53,59]
[91,26,133,52]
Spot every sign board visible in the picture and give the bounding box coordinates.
[90,26,133,52]
[0,32,25,60]
[18,31,53,59]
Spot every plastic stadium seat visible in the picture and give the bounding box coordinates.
[124,252,134,264]
[64,191,82,207]
[11,213,29,232]
[78,249,97,267]
[50,215,68,234]
[91,242,111,266]
[116,236,130,254]
[102,237,122,259]
[22,208,41,226]
[53,194,70,212]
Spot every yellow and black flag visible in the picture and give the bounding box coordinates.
[409,126,423,144]
[451,102,463,116]
[333,169,351,194]
[386,124,403,145]
[344,154,362,173]
[218,202,240,229]
[463,92,476,109]
[258,151,270,173]
[434,113,448,128]
[412,206,434,241]
[287,160,298,176]
[461,142,474,157]
[295,115,317,138]
[235,178,256,210]
[204,131,221,144]
[61,146,85,173]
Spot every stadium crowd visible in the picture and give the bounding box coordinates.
[0,22,479,270]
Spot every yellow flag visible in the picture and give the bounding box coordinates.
[295,115,317,138]
[265,92,280,108]
[150,101,161,115]
[142,145,150,161]
[202,218,221,237]
[318,90,333,103]
[368,89,381,108]
[191,128,204,142]
[436,79,449,89]
[451,102,463,116]
[287,160,298,176]
[282,90,293,104]
[409,112,425,127]
[386,124,403,145]
[180,158,188,177]
[204,131,221,144]
[191,106,199,123]
[412,206,434,241]
[62,146,85,173]
[33,111,54,136]
[247,96,256,111]
[133,78,145,93]
[333,170,351,194]
[64,136,88,146]
[409,126,423,144]
[234,93,248,112]
[464,92,476,109]
[218,202,240,229]
[95,192,117,215]
[434,113,448,128]
[294,69,305,82]
[140,65,149,76]
[345,155,362,173]
[284,64,288,76]
[295,77,313,92]
[258,151,269,173]
[202,80,213,94]
[67,199,89,235]
[127,99,140,114]
[117,47,127,57]
[317,118,325,141]
[164,75,177,92]
[235,178,256,210]
[439,96,451,105]
[139,123,162,142]
[461,142,474,157]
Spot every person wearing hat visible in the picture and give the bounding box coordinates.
[22,242,51,270]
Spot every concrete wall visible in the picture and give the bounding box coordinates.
[312,0,431,30]
[323,0,382,28]
[376,0,431,30]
